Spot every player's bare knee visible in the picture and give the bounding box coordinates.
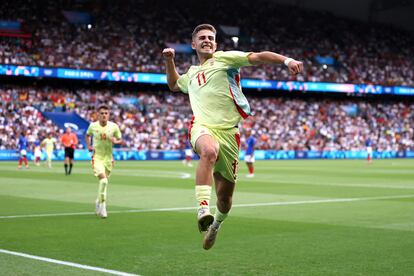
[199,146,218,164]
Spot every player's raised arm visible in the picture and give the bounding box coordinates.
[162,48,181,92]
[248,51,303,75]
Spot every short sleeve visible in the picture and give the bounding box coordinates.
[215,51,253,68]
[177,72,189,94]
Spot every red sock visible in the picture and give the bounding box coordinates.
[19,158,23,165]
[36,157,40,162]
[24,156,28,165]
[248,164,254,174]
[367,154,371,161]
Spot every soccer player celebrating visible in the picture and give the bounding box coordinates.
[41,133,56,168]
[85,105,122,219]
[17,132,29,169]
[244,129,256,178]
[60,127,78,175]
[162,24,303,249]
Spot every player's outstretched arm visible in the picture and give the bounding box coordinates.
[248,51,303,75]
[162,48,181,92]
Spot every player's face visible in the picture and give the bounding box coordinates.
[98,109,110,123]
[192,29,217,56]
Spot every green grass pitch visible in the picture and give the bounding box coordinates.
[1,159,414,275]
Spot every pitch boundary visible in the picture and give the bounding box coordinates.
[1,194,413,219]
[0,249,139,276]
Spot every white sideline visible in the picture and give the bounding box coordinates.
[0,249,139,276]
[1,194,413,220]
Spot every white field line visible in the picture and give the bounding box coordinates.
[1,194,413,220]
[0,249,139,276]
[2,167,413,190]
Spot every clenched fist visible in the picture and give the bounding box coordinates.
[162,48,175,60]
[287,60,304,75]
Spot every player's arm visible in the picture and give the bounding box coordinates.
[111,137,123,145]
[162,48,181,92]
[85,134,94,152]
[248,51,303,75]
[111,125,123,145]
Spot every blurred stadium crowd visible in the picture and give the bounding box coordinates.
[0,0,413,86]
[1,86,413,151]
[1,0,413,153]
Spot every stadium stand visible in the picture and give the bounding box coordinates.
[1,85,413,151]
[0,0,413,85]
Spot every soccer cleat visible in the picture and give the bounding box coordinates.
[246,173,254,178]
[203,224,220,250]
[197,207,214,232]
[99,202,108,218]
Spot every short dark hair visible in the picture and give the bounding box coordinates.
[192,24,217,39]
[98,104,109,111]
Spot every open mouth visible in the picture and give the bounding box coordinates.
[201,44,212,49]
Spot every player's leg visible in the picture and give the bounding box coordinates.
[184,149,193,167]
[96,173,108,218]
[68,159,73,174]
[68,149,74,174]
[94,159,111,218]
[247,162,254,176]
[34,149,41,166]
[18,151,23,169]
[64,148,69,175]
[203,129,240,250]
[46,151,52,168]
[34,151,38,165]
[247,160,255,177]
[193,130,219,232]
[245,154,255,177]
[367,147,372,163]
[187,152,193,167]
[23,153,28,168]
